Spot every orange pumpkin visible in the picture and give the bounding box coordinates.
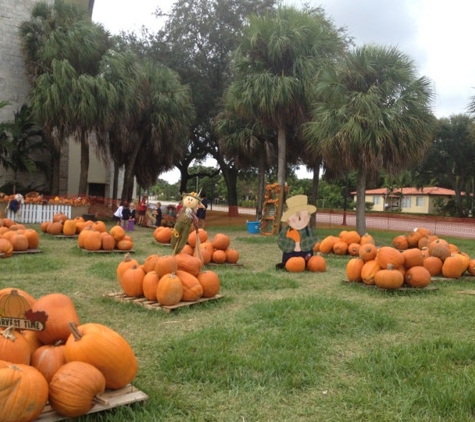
[306,253,327,272]
[402,248,424,269]
[197,271,221,298]
[49,361,106,417]
[359,243,377,262]
[428,238,451,261]
[346,257,364,282]
[143,271,160,301]
[359,233,375,245]
[143,254,160,274]
[0,326,31,364]
[109,225,126,242]
[212,233,231,250]
[175,253,203,275]
[47,221,63,236]
[376,246,405,269]
[10,233,29,251]
[339,230,361,245]
[176,270,204,302]
[319,235,338,254]
[347,243,361,256]
[101,233,116,250]
[0,238,13,257]
[116,253,140,284]
[392,235,409,250]
[156,273,183,305]
[225,248,240,264]
[32,293,80,345]
[120,265,145,297]
[423,256,443,276]
[0,361,49,422]
[116,239,133,250]
[23,228,40,249]
[361,260,380,285]
[188,228,208,248]
[154,226,172,243]
[64,322,138,390]
[404,266,431,288]
[31,343,67,383]
[211,249,227,264]
[285,256,306,272]
[441,254,466,279]
[332,241,348,255]
[374,264,404,290]
[62,219,77,236]
[83,230,102,251]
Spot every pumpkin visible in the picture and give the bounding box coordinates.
[64,322,138,390]
[181,244,194,255]
[225,248,240,264]
[156,273,183,306]
[374,264,404,290]
[376,246,405,269]
[212,233,231,250]
[83,230,102,251]
[32,293,80,345]
[20,329,43,355]
[120,265,145,297]
[361,260,381,285]
[40,221,50,233]
[359,233,375,245]
[116,253,140,284]
[347,243,361,256]
[176,270,204,301]
[416,227,431,237]
[0,361,49,422]
[175,253,203,276]
[285,256,306,272]
[93,220,107,233]
[306,253,327,272]
[154,226,172,243]
[188,228,208,248]
[109,225,126,242]
[402,248,424,269]
[406,230,424,248]
[31,342,67,383]
[143,254,160,274]
[10,233,29,251]
[199,246,212,265]
[211,249,227,264]
[23,229,40,249]
[53,212,68,224]
[423,256,443,276]
[116,239,133,250]
[428,238,451,261]
[47,221,63,236]
[441,254,466,279]
[154,255,178,279]
[48,361,106,418]
[0,326,31,365]
[339,230,360,245]
[358,243,377,262]
[346,257,364,282]
[143,271,160,301]
[319,235,338,254]
[101,233,116,250]
[404,266,431,288]
[392,235,409,250]
[467,259,475,276]
[0,238,13,257]
[332,241,348,255]
[197,271,221,298]
[62,219,77,236]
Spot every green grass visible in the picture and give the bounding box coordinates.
[3,223,475,421]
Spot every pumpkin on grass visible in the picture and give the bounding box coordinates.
[116,253,140,284]
[346,257,364,282]
[374,264,404,290]
[404,266,431,288]
[285,256,306,272]
[120,265,145,297]
[65,322,138,390]
[156,273,183,306]
[48,361,106,418]
[197,271,221,298]
[0,360,49,422]
[143,271,160,301]
[306,254,327,272]
[212,233,231,251]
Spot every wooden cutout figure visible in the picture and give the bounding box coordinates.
[171,191,204,255]
[277,195,317,269]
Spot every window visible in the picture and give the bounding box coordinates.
[416,196,424,207]
[401,196,411,208]
[373,196,381,205]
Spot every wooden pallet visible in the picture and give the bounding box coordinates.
[106,292,223,312]
[36,384,148,421]
[81,249,135,254]
[12,249,43,255]
[342,281,438,292]
[51,234,78,239]
[207,262,244,267]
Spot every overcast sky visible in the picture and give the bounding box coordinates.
[92,0,475,180]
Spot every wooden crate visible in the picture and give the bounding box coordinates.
[107,292,223,312]
[36,384,148,421]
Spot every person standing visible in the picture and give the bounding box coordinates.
[121,202,132,231]
[154,202,163,227]
[137,195,148,226]
[113,202,124,226]
[197,191,209,229]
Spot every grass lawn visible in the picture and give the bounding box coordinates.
[3,211,475,421]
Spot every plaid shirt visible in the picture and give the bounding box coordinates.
[278,226,317,253]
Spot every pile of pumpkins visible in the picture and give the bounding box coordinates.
[117,251,221,305]
[41,213,97,236]
[0,219,40,257]
[0,288,138,421]
[345,227,475,290]
[77,225,134,252]
[154,227,240,265]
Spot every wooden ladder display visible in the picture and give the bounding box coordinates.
[260,183,288,236]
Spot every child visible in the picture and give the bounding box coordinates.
[137,195,148,226]
[154,202,163,227]
[121,202,132,231]
[113,202,123,226]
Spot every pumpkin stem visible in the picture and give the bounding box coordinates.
[68,321,82,341]
[1,326,16,341]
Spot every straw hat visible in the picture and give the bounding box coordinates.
[281,195,316,222]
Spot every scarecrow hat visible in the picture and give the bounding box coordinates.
[281,195,317,222]
[182,190,202,204]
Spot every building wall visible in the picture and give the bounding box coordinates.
[363,194,447,214]
[0,0,114,197]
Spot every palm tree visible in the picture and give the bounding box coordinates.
[226,6,346,227]
[306,45,436,234]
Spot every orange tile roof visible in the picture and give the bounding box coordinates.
[353,187,457,196]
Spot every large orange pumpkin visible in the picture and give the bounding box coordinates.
[175,253,203,276]
[62,219,77,236]
[176,270,204,301]
[359,243,377,262]
[346,257,364,282]
[319,235,338,254]
[361,260,381,285]
[31,343,67,383]
[285,256,306,272]
[376,246,405,269]
[212,233,231,250]
[441,254,466,279]
[197,271,221,298]
[0,326,31,365]
[0,361,49,422]
[188,228,208,248]
[154,226,172,244]
[116,253,140,284]
[156,273,183,306]
[423,256,443,276]
[402,248,424,269]
[49,361,106,418]
[32,293,80,345]
[339,230,360,245]
[225,248,240,264]
[64,322,138,390]
[306,254,327,272]
[120,265,145,297]
[374,264,404,290]
[143,271,160,301]
[404,266,431,288]
[0,238,13,257]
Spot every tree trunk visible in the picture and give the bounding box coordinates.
[112,161,120,201]
[256,155,266,220]
[276,126,286,230]
[78,133,89,196]
[121,131,145,202]
[356,167,367,235]
[309,159,321,230]
[223,166,239,217]
[51,150,61,196]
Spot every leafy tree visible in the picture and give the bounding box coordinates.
[226,6,347,226]
[414,115,475,217]
[306,45,436,234]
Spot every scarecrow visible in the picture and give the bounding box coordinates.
[171,191,204,255]
[276,195,317,269]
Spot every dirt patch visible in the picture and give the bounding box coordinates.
[205,210,252,227]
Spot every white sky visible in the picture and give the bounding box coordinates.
[92,0,475,182]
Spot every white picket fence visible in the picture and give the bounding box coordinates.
[3,204,72,224]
